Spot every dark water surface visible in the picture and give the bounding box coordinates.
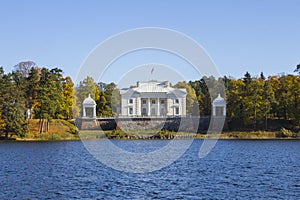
[1,140,300,199]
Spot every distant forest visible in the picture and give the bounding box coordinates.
[1,61,300,137]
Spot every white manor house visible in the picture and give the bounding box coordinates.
[120,81,187,117]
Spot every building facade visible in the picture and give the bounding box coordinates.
[120,81,187,117]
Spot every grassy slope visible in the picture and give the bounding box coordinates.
[15,119,79,141]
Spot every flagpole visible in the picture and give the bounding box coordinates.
[151,66,154,81]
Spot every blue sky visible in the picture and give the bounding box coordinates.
[0,0,299,84]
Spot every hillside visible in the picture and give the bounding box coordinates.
[16,119,79,141]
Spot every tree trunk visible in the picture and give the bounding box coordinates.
[39,118,44,135]
[265,104,268,130]
[254,103,257,131]
[38,119,41,134]
[46,120,49,132]
[5,127,8,140]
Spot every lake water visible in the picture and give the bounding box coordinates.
[0,140,300,199]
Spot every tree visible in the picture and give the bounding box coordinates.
[294,63,300,75]
[262,78,276,129]
[14,61,38,78]
[26,67,40,118]
[0,71,28,138]
[281,75,300,124]
[94,82,119,117]
[189,80,203,115]
[49,68,64,119]
[243,71,252,85]
[226,79,245,121]
[34,68,64,133]
[61,76,75,119]
[174,81,197,115]
[97,92,108,116]
[199,78,211,115]
[75,76,98,115]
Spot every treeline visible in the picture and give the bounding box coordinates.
[189,72,300,130]
[75,77,119,117]
[1,60,300,138]
[0,61,75,138]
[76,72,300,131]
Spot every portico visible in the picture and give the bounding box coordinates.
[120,81,187,117]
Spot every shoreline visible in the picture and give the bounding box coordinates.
[1,132,300,142]
[1,138,300,142]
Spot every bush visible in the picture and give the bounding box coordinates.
[280,128,296,138]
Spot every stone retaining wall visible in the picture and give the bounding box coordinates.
[76,116,228,133]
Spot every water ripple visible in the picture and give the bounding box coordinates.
[0,140,300,199]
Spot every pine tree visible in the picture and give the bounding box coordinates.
[26,67,39,118]
[0,71,28,138]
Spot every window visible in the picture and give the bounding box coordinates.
[161,99,165,104]
[175,99,179,104]
[142,100,146,104]
[151,108,156,115]
[142,108,147,115]
[129,107,133,115]
[161,108,165,115]
[175,107,179,115]
[216,106,224,116]
[152,100,156,104]
[129,99,133,104]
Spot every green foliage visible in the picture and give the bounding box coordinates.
[0,64,75,138]
[279,128,298,138]
[75,80,120,117]
[174,81,197,115]
[26,67,39,115]
[96,82,119,117]
[2,60,300,138]
[61,76,75,119]
[75,76,98,113]
[189,72,300,130]
[0,69,28,138]
[189,76,225,116]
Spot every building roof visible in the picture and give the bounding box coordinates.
[212,94,226,106]
[82,94,96,105]
[120,81,186,96]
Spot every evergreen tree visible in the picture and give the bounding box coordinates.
[26,67,39,118]
[0,72,27,138]
[199,77,212,115]
[294,63,300,75]
[34,68,63,133]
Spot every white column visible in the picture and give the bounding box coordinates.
[93,105,96,118]
[148,97,151,116]
[165,99,168,116]
[223,106,226,116]
[83,106,86,117]
[136,98,140,116]
[213,106,216,116]
[157,97,160,116]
